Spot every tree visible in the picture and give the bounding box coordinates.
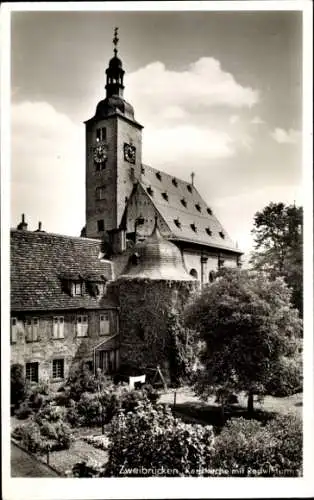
[184,268,302,414]
[11,363,27,408]
[250,202,303,314]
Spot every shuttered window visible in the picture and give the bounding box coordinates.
[77,315,88,337]
[53,316,64,339]
[11,317,17,343]
[25,318,39,342]
[100,312,110,336]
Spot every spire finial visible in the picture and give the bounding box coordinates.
[113,27,119,56]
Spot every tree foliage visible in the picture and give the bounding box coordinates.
[184,268,302,411]
[250,202,303,314]
[11,363,28,408]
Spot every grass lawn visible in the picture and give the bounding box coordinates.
[159,388,302,428]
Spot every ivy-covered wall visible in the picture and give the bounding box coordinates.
[116,278,198,379]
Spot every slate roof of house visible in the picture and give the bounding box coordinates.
[11,230,116,311]
[139,164,242,254]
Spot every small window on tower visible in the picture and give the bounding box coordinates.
[96,127,106,142]
[96,186,106,200]
[97,220,105,232]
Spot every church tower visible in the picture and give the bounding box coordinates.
[84,28,143,243]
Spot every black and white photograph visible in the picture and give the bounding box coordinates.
[1,1,313,498]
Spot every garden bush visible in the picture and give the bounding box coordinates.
[12,421,45,454]
[212,414,302,476]
[12,417,73,453]
[105,401,215,477]
[65,363,109,401]
[15,401,33,420]
[11,364,28,409]
[35,401,67,424]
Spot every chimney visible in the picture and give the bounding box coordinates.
[17,213,28,231]
[35,221,44,232]
[191,172,195,186]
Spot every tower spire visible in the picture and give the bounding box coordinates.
[113,27,119,57]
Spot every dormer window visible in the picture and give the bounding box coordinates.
[195,203,201,212]
[190,223,197,232]
[156,172,162,181]
[162,192,169,201]
[73,282,83,296]
[205,227,212,236]
[174,218,181,229]
[219,231,225,239]
[187,185,192,193]
[207,208,213,216]
[181,198,187,208]
[172,178,178,187]
[147,186,154,196]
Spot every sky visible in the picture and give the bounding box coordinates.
[10,8,303,257]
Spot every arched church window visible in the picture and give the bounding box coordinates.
[190,268,198,279]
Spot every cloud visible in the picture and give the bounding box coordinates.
[229,115,240,125]
[271,128,301,144]
[127,58,259,119]
[125,57,259,165]
[251,116,265,125]
[11,101,85,235]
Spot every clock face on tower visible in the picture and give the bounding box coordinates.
[124,143,136,164]
[93,144,107,164]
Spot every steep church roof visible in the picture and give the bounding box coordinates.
[11,230,115,311]
[138,164,241,254]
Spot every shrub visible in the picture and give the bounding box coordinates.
[13,421,45,454]
[83,434,110,451]
[75,392,103,426]
[15,401,33,420]
[66,362,109,401]
[13,417,73,453]
[105,401,215,476]
[212,414,302,476]
[40,420,73,451]
[35,402,67,425]
[71,460,105,478]
[11,364,28,408]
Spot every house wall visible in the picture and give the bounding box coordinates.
[10,309,119,385]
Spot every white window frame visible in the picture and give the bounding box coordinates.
[72,282,82,296]
[77,315,88,337]
[11,317,18,343]
[53,316,64,339]
[25,317,39,342]
[26,362,39,383]
[100,312,110,336]
[52,359,64,379]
